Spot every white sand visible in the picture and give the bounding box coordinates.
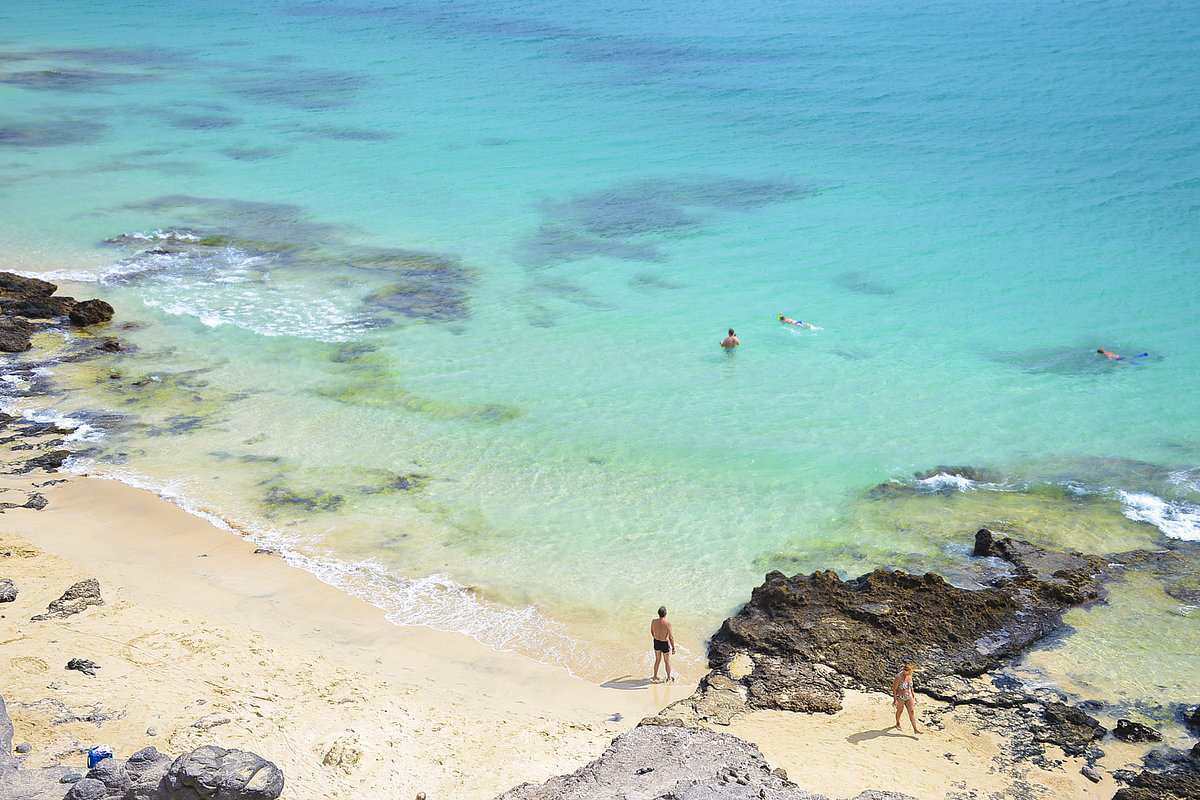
[0,473,689,799]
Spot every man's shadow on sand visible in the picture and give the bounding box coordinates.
[847,727,920,744]
[601,675,656,690]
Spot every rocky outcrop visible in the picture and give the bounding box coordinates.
[0,578,16,603]
[0,696,285,800]
[1032,702,1106,756]
[661,529,1116,725]
[0,695,15,776]
[496,723,915,800]
[1112,746,1200,800]
[59,745,285,800]
[31,579,104,622]
[160,745,284,800]
[67,300,114,328]
[1115,720,1164,743]
[0,271,114,352]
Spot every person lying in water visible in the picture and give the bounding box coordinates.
[779,313,813,328]
[1098,348,1149,361]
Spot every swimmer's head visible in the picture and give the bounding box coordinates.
[728,329,735,336]
[1097,348,1104,354]
[658,606,667,618]
[778,313,784,320]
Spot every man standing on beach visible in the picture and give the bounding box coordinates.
[651,606,676,683]
[720,329,739,350]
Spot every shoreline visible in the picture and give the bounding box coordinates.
[0,466,1166,800]
[0,470,690,798]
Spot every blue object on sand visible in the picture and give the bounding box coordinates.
[87,745,113,769]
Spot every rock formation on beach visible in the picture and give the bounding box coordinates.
[605,526,1200,799]
[657,528,1152,726]
[0,694,285,800]
[497,723,915,800]
[0,272,114,352]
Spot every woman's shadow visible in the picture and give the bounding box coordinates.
[847,726,920,744]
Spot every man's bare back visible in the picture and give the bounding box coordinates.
[651,606,675,682]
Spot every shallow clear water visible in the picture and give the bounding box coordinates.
[3,0,1200,707]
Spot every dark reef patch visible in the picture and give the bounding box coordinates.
[834,270,896,296]
[0,119,106,148]
[261,484,345,514]
[103,201,474,327]
[294,125,393,142]
[517,176,813,267]
[0,68,157,92]
[354,249,470,322]
[222,67,372,110]
[118,195,353,249]
[994,344,1162,375]
[167,113,242,131]
[220,146,285,161]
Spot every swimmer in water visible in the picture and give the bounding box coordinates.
[720,329,740,350]
[1098,348,1121,360]
[779,313,813,329]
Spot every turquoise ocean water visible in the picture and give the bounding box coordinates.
[3,0,1200,727]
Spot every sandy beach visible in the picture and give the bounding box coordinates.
[0,464,1156,799]
[0,470,687,799]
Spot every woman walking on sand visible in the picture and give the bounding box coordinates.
[892,663,924,733]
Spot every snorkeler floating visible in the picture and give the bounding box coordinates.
[778,313,814,329]
[1097,347,1149,361]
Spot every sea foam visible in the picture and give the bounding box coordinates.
[1120,491,1200,542]
[64,463,597,675]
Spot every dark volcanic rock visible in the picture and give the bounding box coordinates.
[0,272,57,297]
[1,694,15,775]
[0,577,16,603]
[970,528,1108,604]
[1032,702,1106,756]
[913,465,1002,483]
[1112,770,1200,800]
[94,338,124,353]
[707,568,1034,695]
[66,658,101,676]
[16,450,70,474]
[31,578,104,621]
[496,722,915,800]
[164,745,285,800]
[667,529,1114,724]
[0,317,36,352]
[1185,706,1200,734]
[0,693,281,800]
[68,299,115,327]
[0,296,76,319]
[124,746,174,799]
[1115,719,1164,743]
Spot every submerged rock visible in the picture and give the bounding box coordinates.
[1115,719,1164,743]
